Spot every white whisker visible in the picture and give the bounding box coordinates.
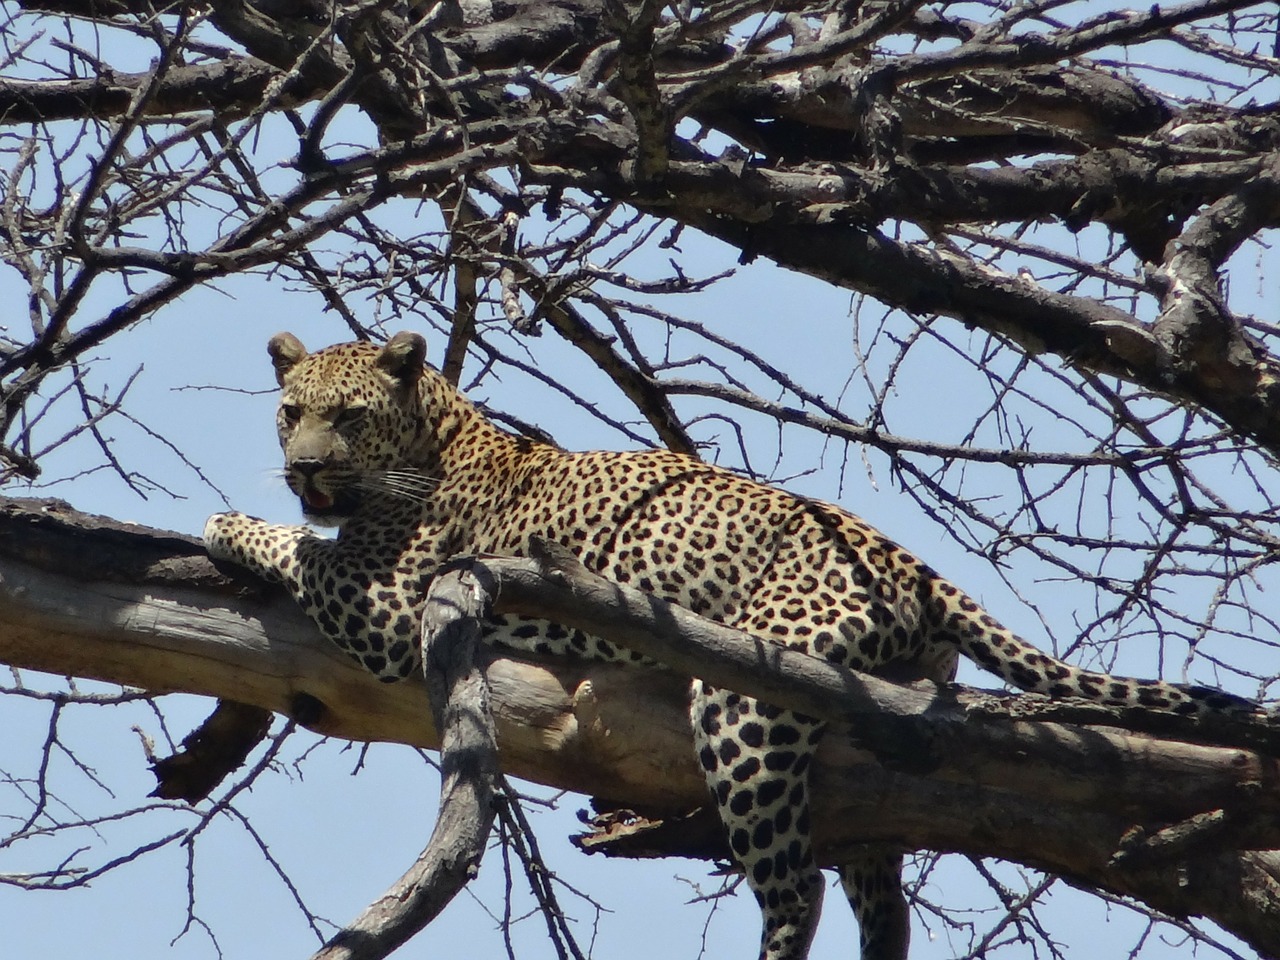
[269,462,436,506]
[354,468,438,504]
[257,467,291,493]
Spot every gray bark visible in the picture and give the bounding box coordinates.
[0,496,1276,955]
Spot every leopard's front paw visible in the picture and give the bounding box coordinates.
[203,511,250,563]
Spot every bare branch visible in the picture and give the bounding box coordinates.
[311,565,499,960]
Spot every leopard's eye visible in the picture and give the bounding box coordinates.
[333,406,367,429]
[280,403,302,426]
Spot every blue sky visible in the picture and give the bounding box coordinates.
[1,233,1268,959]
[1,5,1276,959]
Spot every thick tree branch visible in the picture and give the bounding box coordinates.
[0,497,1276,955]
[311,565,499,960]
[148,699,273,802]
[677,212,1280,459]
[0,56,302,123]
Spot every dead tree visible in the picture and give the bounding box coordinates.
[2,1,1280,957]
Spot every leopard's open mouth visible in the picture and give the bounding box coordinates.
[296,484,356,523]
[301,488,335,512]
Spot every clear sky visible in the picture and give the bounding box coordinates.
[1,232,1268,959]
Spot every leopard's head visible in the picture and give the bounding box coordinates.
[267,331,433,524]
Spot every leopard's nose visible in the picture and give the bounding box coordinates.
[290,458,327,480]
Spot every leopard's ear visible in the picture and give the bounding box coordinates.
[267,333,308,386]
[376,332,427,390]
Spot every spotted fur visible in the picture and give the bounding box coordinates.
[205,332,1256,960]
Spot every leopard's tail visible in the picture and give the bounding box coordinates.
[929,578,1259,717]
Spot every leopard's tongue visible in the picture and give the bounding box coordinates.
[304,490,334,510]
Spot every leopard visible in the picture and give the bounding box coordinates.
[204,331,1259,960]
